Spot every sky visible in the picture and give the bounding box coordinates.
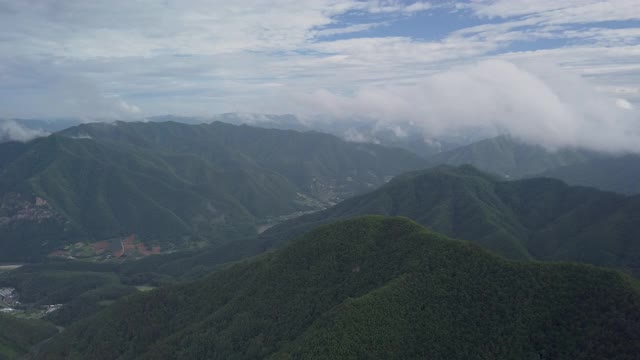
[1,0,640,152]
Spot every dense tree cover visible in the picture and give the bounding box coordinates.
[263,165,640,275]
[0,121,425,261]
[0,248,269,328]
[7,164,640,334]
[0,265,122,305]
[44,285,138,326]
[0,313,58,360]
[0,262,139,327]
[38,217,640,359]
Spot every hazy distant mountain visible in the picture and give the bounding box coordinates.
[537,154,640,195]
[0,121,426,261]
[208,113,470,157]
[263,165,640,275]
[2,114,485,157]
[425,135,594,178]
[13,119,83,132]
[424,135,640,195]
[39,217,640,359]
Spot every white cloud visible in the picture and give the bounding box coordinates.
[0,120,49,142]
[467,0,640,24]
[314,22,386,37]
[616,98,634,110]
[0,0,432,59]
[0,59,142,119]
[403,1,432,13]
[293,60,640,153]
[0,0,638,155]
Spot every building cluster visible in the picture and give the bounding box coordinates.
[0,287,18,307]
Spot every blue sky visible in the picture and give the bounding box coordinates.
[0,0,639,152]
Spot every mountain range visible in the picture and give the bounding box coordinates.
[2,163,637,344]
[0,121,426,261]
[262,165,640,275]
[5,115,640,196]
[0,118,639,358]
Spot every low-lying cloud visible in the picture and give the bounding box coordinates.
[0,120,49,142]
[295,60,640,153]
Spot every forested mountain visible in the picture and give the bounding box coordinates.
[59,121,428,203]
[262,165,640,275]
[6,164,640,336]
[0,313,58,359]
[426,135,593,178]
[39,217,640,359]
[0,121,426,261]
[538,154,640,195]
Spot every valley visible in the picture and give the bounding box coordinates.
[0,121,425,262]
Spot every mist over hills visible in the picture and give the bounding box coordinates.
[207,113,472,157]
[539,155,640,195]
[0,121,425,261]
[5,113,640,197]
[172,114,640,197]
[203,114,640,195]
[424,135,595,178]
[0,114,472,158]
[423,136,640,195]
[87,114,640,195]
[38,217,640,360]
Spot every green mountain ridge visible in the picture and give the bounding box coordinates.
[38,217,640,359]
[0,313,58,360]
[262,165,640,275]
[6,164,639,334]
[60,121,426,203]
[0,121,426,261]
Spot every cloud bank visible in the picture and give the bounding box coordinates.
[0,120,49,142]
[295,60,640,153]
[0,0,639,153]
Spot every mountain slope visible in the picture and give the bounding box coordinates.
[0,121,426,261]
[60,121,427,203]
[262,166,640,274]
[39,217,640,360]
[0,314,58,359]
[426,135,593,178]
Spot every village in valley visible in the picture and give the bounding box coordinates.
[0,286,62,319]
[0,287,19,309]
[0,265,63,319]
